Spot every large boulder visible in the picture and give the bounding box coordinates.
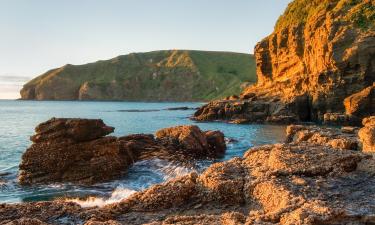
[155,125,226,158]
[18,119,227,185]
[359,116,375,152]
[18,118,132,185]
[344,83,375,118]
[30,117,114,143]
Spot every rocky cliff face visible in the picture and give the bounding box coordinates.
[20,50,256,101]
[194,0,375,124]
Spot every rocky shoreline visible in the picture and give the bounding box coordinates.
[0,116,374,224]
[1,0,374,224]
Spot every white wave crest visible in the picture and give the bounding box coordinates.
[66,187,136,208]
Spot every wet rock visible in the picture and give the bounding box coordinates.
[4,124,375,224]
[19,119,227,185]
[31,117,114,143]
[164,107,196,111]
[117,109,160,112]
[359,116,375,152]
[19,118,131,185]
[204,130,226,157]
[155,125,226,158]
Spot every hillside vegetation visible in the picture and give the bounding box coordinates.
[21,50,256,101]
[275,0,375,31]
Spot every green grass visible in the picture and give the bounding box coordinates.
[22,50,257,101]
[275,0,374,31]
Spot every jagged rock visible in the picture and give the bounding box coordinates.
[204,130,226,157]
[31,117,114,143]
[4,134,375,224]
[193,0,375,125]
[18,119,226,185]
[155,125,226,158]
[0,201,84,224]
[285,124,360,150]
[2,218,48,225]
[18,118,130,185]
[344,83,375,118]
[359,116,375,152]
[323,113,360,126]
[198,158,244,204]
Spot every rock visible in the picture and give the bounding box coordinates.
[164,107,194,111]
[323,113,360,126]
[193,0,375,125]
[155,125,226,158]
[2,218,48,225]
[229,119,250,124]
[359,116,375,152]
[344,83,375,118]
[31,117,114,143]
[341,126,358,134]
[19,119,227,185]
[198,158,244,204]
[19,127,132,185]
[0,201,84,224]
[204,130,226,157]
[4,124,375,224]
[285,124,359,150]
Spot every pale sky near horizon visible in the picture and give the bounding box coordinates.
[0,0,291,99]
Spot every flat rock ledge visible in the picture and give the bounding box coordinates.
[18,118,226,185]
[2,116,375,224]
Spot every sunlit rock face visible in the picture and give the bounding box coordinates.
[248,0,375,121]
[359,116,375,152]
[194,0,375,124]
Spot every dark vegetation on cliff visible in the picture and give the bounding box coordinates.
[20,50,256,101]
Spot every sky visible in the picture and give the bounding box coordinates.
[0,0,291,99]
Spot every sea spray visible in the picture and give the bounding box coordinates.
[67,187,136,208]
[66,159,195,207]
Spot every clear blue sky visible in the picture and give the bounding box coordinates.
[0,0,291,99]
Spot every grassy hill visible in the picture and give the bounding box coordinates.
[275,0,374,31]
[21,50,256,101]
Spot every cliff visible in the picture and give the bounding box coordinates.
[194,0,375,124]
[20,50,256,101]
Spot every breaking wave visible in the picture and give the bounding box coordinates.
[65,159,195,207]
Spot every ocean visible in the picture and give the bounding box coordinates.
[0,100,285,206]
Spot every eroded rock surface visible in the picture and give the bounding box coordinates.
[5,124,375,224]
[193,0,375,125]
[359,116,375,152]
[18,119,226,185]
[285,124,360,150]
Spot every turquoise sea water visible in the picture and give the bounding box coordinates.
[0,100,285,205]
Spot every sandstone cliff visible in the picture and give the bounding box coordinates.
[194,0,375,124]
[20,50,256,101]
